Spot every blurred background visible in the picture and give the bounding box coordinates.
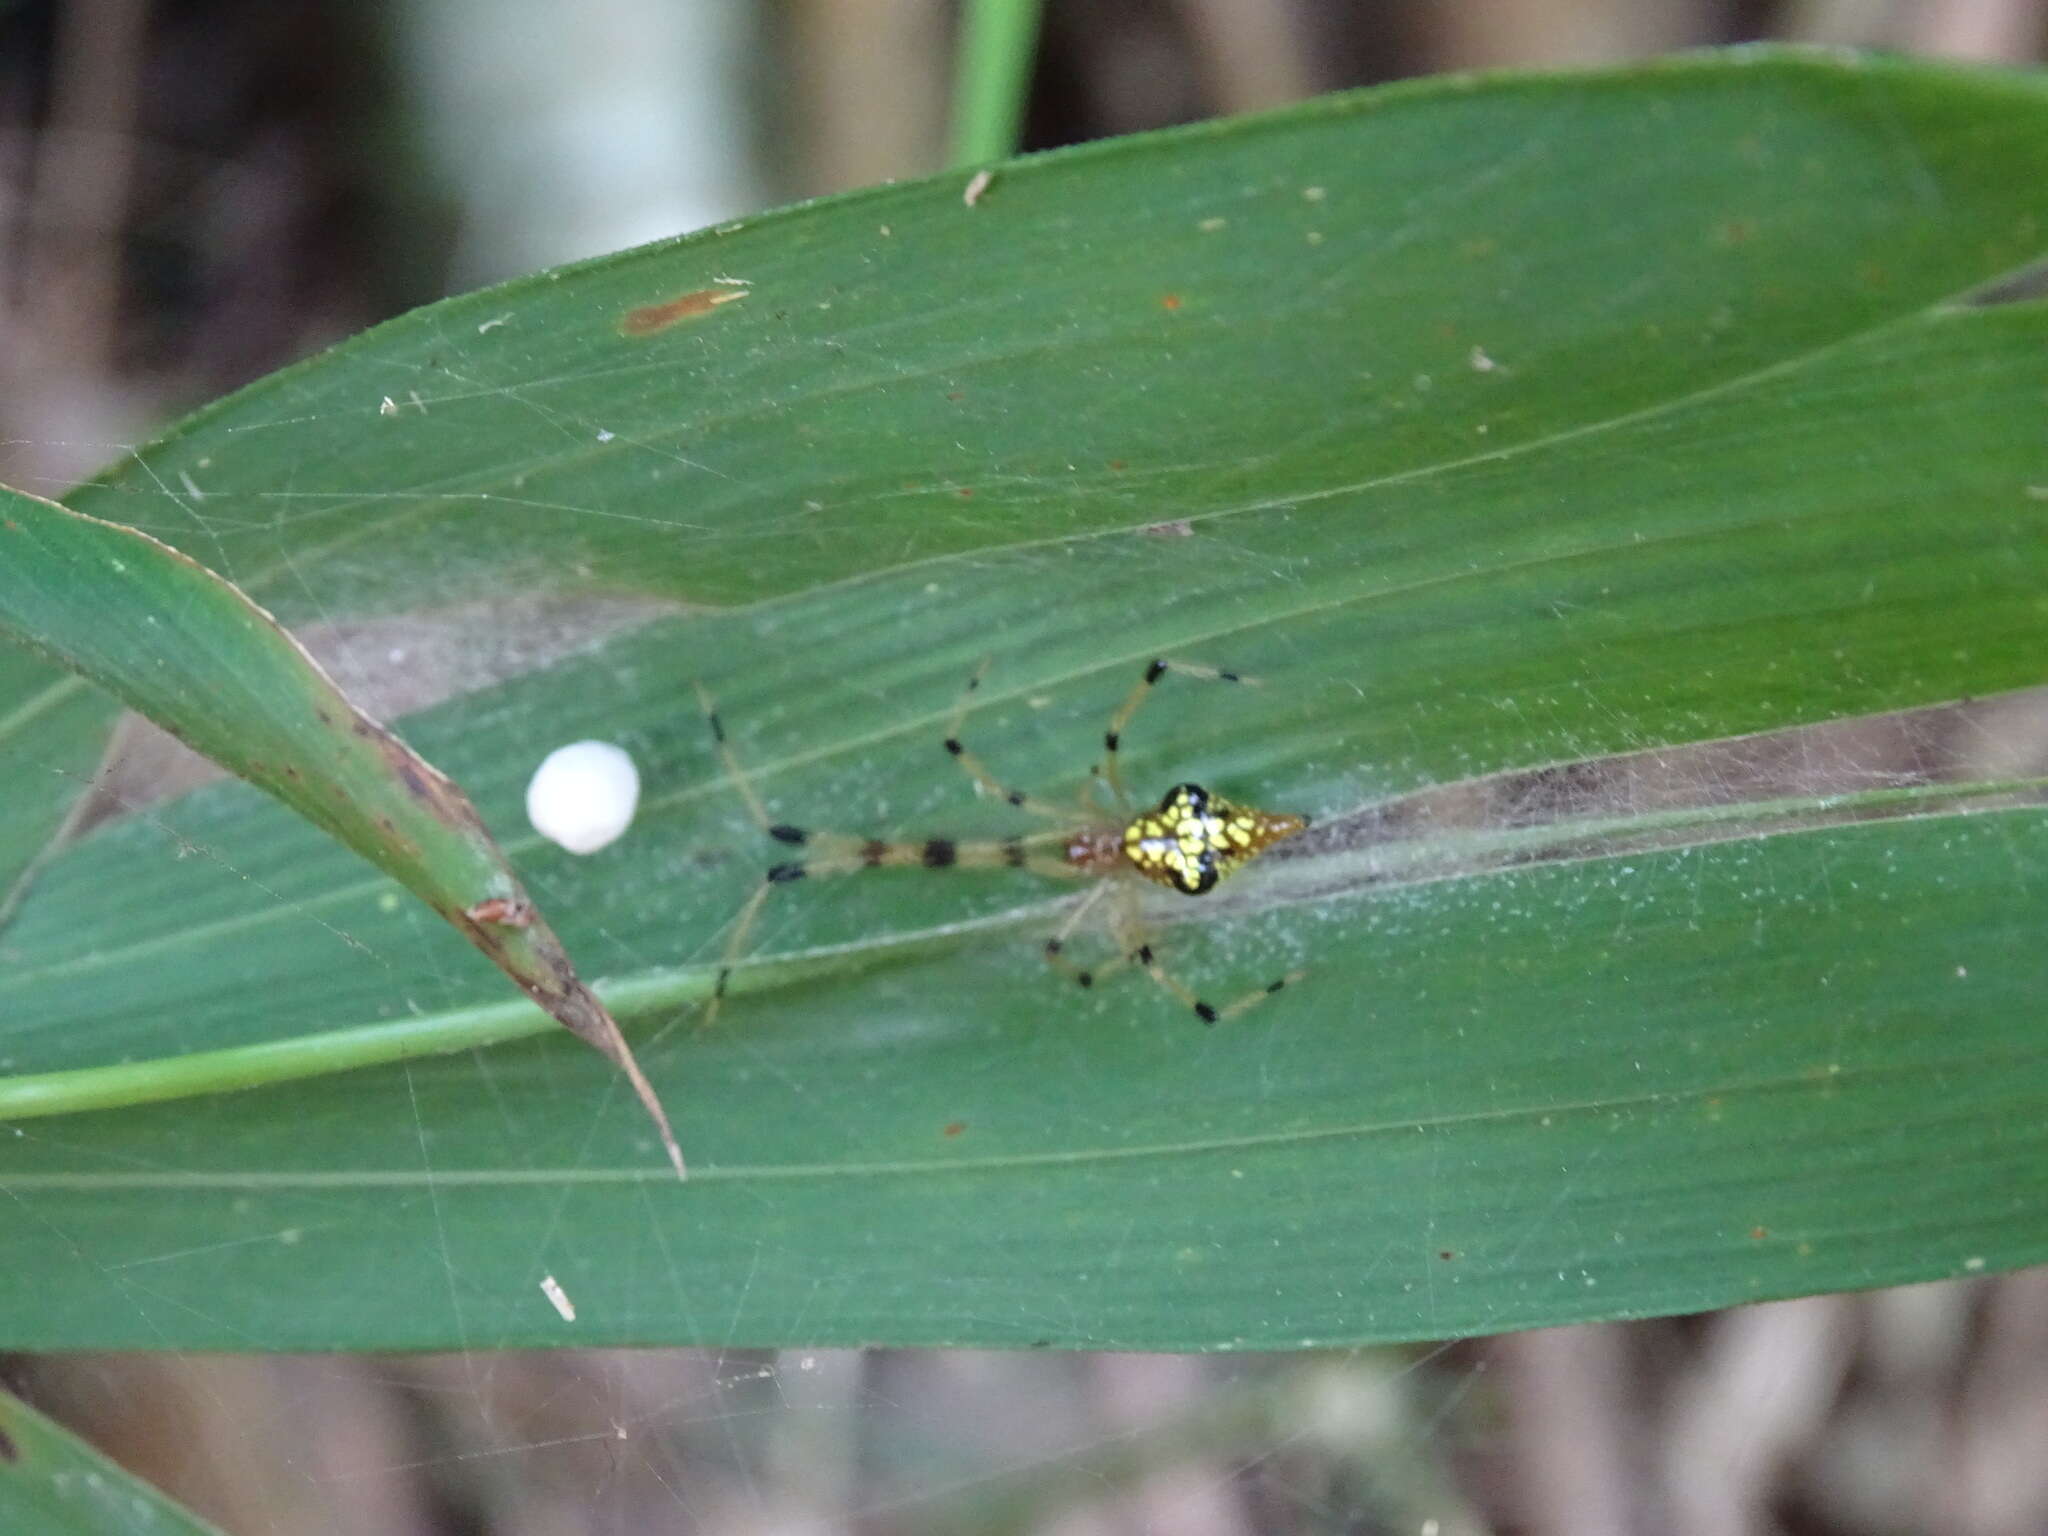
[4,2,2048,1532]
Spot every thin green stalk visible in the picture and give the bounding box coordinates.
[0,931,961,1122]
[0,994,559,1120]
[0,967,731,1121]
[949,0,1043,168]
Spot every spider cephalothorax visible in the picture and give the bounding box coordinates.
[1121,783,1309,895]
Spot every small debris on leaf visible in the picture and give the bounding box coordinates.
[467,896,534,928]
[540,1273,577,1321]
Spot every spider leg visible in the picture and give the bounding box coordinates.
[1041,881,1134,991]
[693,683,1094,1021]
[944,658,1074,820]
[700,874,777,1028]
[1107,883,1304,1027]
[1095,658,1257,808]
[698,834,1086,1027]
[693,679,779,832]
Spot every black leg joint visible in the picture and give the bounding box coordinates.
[1144,659,1167,684]
[1195,1001,1220,1025]
[944,737,964,756]
[766,862,807,884]
[769,823,808,845]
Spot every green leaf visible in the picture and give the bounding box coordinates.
[2,48,2046,1350]
[0,489,682,1175]
[0,655,110,926]
[0,1391,226,1536]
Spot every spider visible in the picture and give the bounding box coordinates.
[693,658,1310,1027]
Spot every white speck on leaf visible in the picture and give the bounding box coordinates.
[540,1274,577,1321]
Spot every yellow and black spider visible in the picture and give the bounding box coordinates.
[694,658,1309,1026]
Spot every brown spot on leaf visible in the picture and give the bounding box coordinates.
[943,1121,966,1138]
[1750,1226,1769,1241]
[467,896,534,928]
[1160,294,1182,311]
[619,286,748,337]
[348,712,486,839]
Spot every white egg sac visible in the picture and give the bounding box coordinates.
[526,740,641,854]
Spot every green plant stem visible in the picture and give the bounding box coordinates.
[0,967,729,1121]
[0,994,558,1119]
[949,0,1042,167]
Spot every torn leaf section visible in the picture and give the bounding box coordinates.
[0,484,683,1178]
